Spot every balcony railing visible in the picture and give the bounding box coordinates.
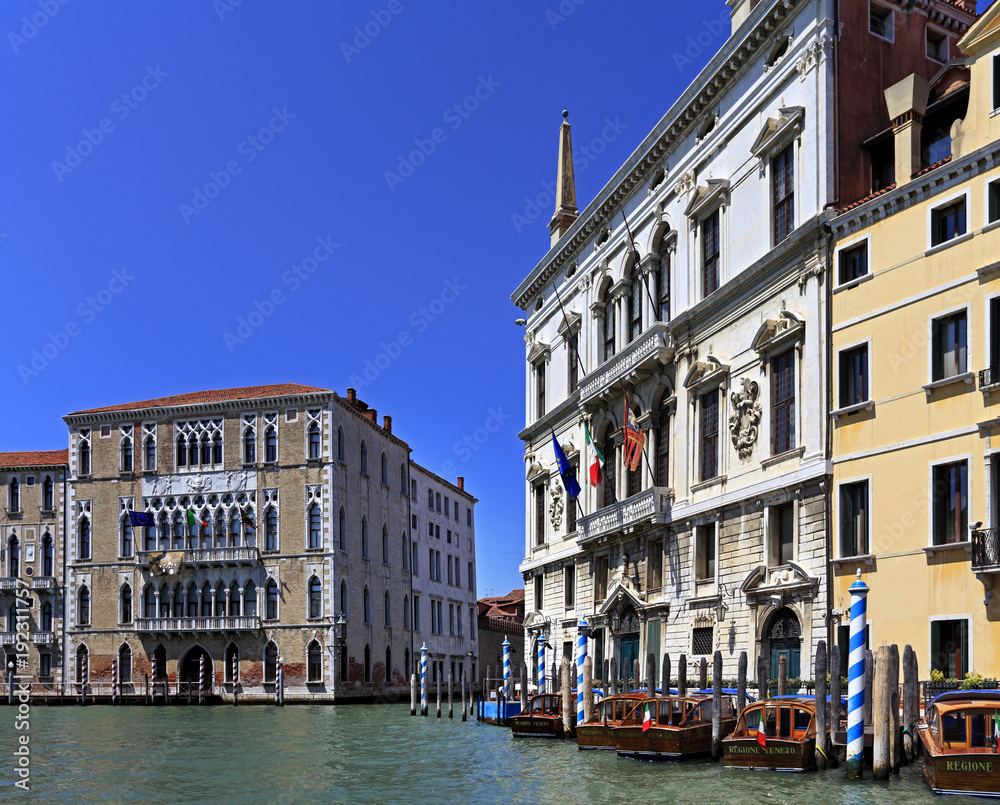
[0,633,13,645]
[0,578,17,591]
[579,323,674,404]
[577,486,672,544]
[972,528,1000,572]
[32,632,53,645]
[31,576,55,590]
[136,546,261,568]
[134,616,261,633]
[981,367,1000,391]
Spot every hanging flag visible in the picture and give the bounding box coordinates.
[642,703,652,732]
[756,711,768,748]
[622,391,645,472]
[240,509,257,532]
[128,510,153,528]
[187,509,208,530]
[994,709,1000,745]
[551,431,581,499]
[585,422,604,487]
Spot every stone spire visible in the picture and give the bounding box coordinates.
[548,109,579,248]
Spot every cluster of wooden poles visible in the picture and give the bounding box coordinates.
[408,671,476,720]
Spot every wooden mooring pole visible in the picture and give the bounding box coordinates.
[778,654,787,696]
[902,645,917,762]
[873,645,892,780]
[890,645,901,774]
[610,658,618,695]
[662,653,671,695]
[561,656,572,736]
[520,661,528,711]
[645,653,656,696]
[679,654,687,697]
[448,672,454,719]
[698,657,707,691]
[583,656,594,723]
[436,674,441,719]
[864,650,874,728]
[757,654,768,700]
[461,672,467,722]
[814,639,828,770]
[410,673,417,716]
[633,659,640,693]
[711,651,722,761]
[829,644,841,768]
[737,651,747,716]
[603,659,609,695]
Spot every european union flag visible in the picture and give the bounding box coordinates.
[128,510,153,528]
[551,430,581,499]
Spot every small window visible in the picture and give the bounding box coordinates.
[988,179,1000,225]
[265,579,278,620]
[307,641,322,682]
[534,576,543,611]
[309,576,322,619]
[647,539,662,589]
[994,54,1000,111]
[564,565,575,609]
[695,523,716,582]
[692,626,713,655]
[702,209,721,297]
[926,28,948,63]
[770,502,795,566]
[932,461,968,545]
[931,311,968,380]
[839,345,869,407]
[79,586,91,625]
[264,427,277,463]
[931,618,969,679]
[699,389,719,482]
[286,409,298,422]
[337,426,345,461]
[870,3,893,41]
[840,480,869,557]
[308,424,321,460]
[931,198,967,247]
[838,242,868,285]
[380,453,388,485]
[772,144,794,245]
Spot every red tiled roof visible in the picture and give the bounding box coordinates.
[479,589,524,604]
[0,449,68,468]
[69,384,331,415]
[913,154,952,179]
[837,184,896,214]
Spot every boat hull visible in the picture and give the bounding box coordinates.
[722,737,816,772]
[615,720,735,761]
[918,726,1000,797]
[510,714,566,738]
[576,724,616,750]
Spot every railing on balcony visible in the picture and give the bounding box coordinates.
[136,546,261,567]
[972,528,1000,571]
[32,632,53,645]
[0,633,14,645]
[980,367,1000,391]
[577,486,672,544]
[579,323,674,403]
[31,576,55,590]
[0,578,17,591]
[134,616,261,633]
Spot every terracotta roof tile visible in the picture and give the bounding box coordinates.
[0,449,68,468]
[837,184,896,214]
[913,154,952,179]
[69,384,331,415]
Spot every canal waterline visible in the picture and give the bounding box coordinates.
[0,705,987,805]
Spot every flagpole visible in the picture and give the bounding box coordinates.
[551,281,588,383]
[618,379,655,488]
[621,211,659,321]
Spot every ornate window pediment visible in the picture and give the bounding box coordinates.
[751,311,805,357]
[595,576,645,618]
[684,179,730,219]
[683,355,730,394]
[527,341,551,364]
[556,311,581,338]
[740,560,819,602]
[750,106,805,159]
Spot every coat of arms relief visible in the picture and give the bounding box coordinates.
[729,378,761,460]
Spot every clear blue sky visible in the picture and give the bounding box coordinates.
[1,0,989,597]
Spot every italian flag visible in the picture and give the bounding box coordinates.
[756,712,767,748]
[642,703,652,732]
[186,510,208,529]
[585,422,604,487]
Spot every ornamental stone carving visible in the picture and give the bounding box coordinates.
[729,378,761,460]
[549,482,563,531]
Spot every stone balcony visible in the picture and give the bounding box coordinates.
[579,323,674,405]
[0,578,17,591]
[32,632,53,645]
[134,615,261,633]
[0,633,14,645]
[31,576,56,590]
[136,546,261,568]
[577,486,673,545]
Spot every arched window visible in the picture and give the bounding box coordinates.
[264,641,278,683]
[198,509,211,549]
[364,644,371,683]
[244,582,257,618]
[386,647,392,684]
[229,512,241,548]
[339,580,348,618]
[42,475,54,511]
[384,591,391,627]
[307,640,322,683]
[78,518,91,560]
[8,478,19,512]
[657,231,671,323]
[212,432,222,464]
[380,452,388,485]
[265,508,278,551]
[308,423,321,460]
[225,642,239,683]
[188,435,198,467]
[338,507,347,551]
[79,439,91,475]
[382,525,389,564]
[158,512,169,551]
[602,430,616,509]
[119,643,133,683]
[308,576,322,619]
[185,581,198,617]
[360,441,368,475]
[657,399,670,487]
[121,433,133,473]
[243,428,256,464]
[265,579,278,620]
[629,270,643,342]
[308,504,321,550]
[401,534,409,571]
[7,535,19,577]
[172,512,184,549]
[41,601,52,632]
[176,435,187,467]
[363,586,371,624]
[76,645,89,684]
[626,407,642,498]
[264,427,277,463]
[79,585,91,625]
[337,426,345,461]
[120,583,132,624]
[200,434,211,465]
[121,518,133,558]
[601,285,615,362]
[40,533,52,577]
[159,583,172,617]
[229,581,241,617]
[361,517,369,558]
[144,437,156,472]
[400,463,406,494]
[154,644,167,680]
[143,585,156,618]
[403,595,410,629]
[214,511,225,548]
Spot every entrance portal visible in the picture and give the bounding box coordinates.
[766,608,801,681]
[179,646,213,690]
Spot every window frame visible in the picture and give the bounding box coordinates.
[701,208,721,298]
[563,564,575,610]
[834,234,871,289]
[926,189,971,251]
[869,1,894,43]
[699,389,720,483]
[928,304,971,384]
[837,476,872,559]
[929,456,971,547]
[770,349,796,456]
[771,143,795,246]
[986,176,1000,227]
[766,499,797,567]
[693,522,717,585]
[925,24,949,64]
[929,615,972,680]
[836,339,872,413]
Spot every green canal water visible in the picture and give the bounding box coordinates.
[0,704,988,805]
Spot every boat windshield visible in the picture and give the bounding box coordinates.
[531,696,559,715]
[942,711,966,748]
[739,705,812,739]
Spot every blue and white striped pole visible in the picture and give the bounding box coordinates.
[537,634,546,694]
[847,569,869,779]
[502,635,511,701]
[577,618,587,726]
[420,643,428,717]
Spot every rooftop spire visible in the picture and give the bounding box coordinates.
[548,109,578,248]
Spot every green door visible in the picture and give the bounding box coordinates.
[771,642,800,682]
[621,634,639,689]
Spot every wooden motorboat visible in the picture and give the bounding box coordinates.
[722,696,818,772]
[918,690,1000,797]
[510,694,570,738]
[576,694,647,750]
[613,693,738,761]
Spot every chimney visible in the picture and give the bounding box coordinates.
[884,74,930,184]
[366,409,377,423]
[346,388,357,403]
[548,110,579,248]
[457,476,464,491]
[383,415,392,433]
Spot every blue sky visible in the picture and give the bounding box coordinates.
[1,0,990,597]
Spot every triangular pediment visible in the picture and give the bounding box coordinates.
[960,2,1000,56]
[557,311,581,337]
[683,355,729,391]
[741,560,818,595]
[527,341,550,364]
[750,106,805,158]
[683,179,730,219]
[524,610,551,631]
[595,575,645,617]
[751,311,805,354]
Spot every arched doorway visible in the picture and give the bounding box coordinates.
[766,608,801,680]
[617,606,640,689]
[179,646,213,690]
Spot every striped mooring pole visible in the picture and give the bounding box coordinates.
[232,651,238,686]
[847,569,870,779]
[111,657,118,705]
[577,618,588,726]
[502,635,511,701]
[537,634,546,694]
[198,654,205,704]
[151,653,157,698]
[420,643,428,716]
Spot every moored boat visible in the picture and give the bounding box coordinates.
[917,690,1000,797]
[722,696,818,772]
[576,694,647,750]
[613,693,738,761]
[509,693,570,738]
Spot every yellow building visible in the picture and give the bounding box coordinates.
[829,6,1000,681]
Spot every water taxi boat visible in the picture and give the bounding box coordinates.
[577,694,648,750]
[510,694,570,738]
[613,693,738,761]
[917,690,1000,797]
[722,695,818,772]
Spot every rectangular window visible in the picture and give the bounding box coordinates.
[692,627,714,656]
[468,561,473,590]
[435,525,440,540]
[564,565,575,609]
[629,275,643,342]
[436,493,442,512]
[932,461,968,545]
[994,54,1000,111]
[411,479,417,499]
[932,311,968,380]
[838,242,868,285]
[428,489,434,509]
[840,480,869,557]
[535,485,546,546]
[447,529,451,544]
[931,618,969,679]
[771,502,795,566]
[444,496,449,517]
[603,302,615,362]
[870,3,893,40]
[412,544,418,575]
[656,411,669,487]
[447,555,453,585]
[428,548,434,580]
[411,514,417,529]
[700,390,719,482]
[567,488,577,533]
[449,603,455,636]
[771,350,795,455]
[647,539,662,589]
[536,362,546,418]
[990,180,1000,225]
[595,554,609,602]
[428,522,433,539]
[695,523,716,582]
[990,297,1000,372]
[467,508,472,527]
[926,27,948,62]
[840,345,869,407]
[455,560,460,588]
[568,333,579,393]
[772,144,794,244]
[39,653,52,678]
[469,606,475,639]
[931,198,967,246]
[702,209,720,297]
[413,595,420,631]
[436,551,441,582]
[657,253,670,322]
[534,575,543,611]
